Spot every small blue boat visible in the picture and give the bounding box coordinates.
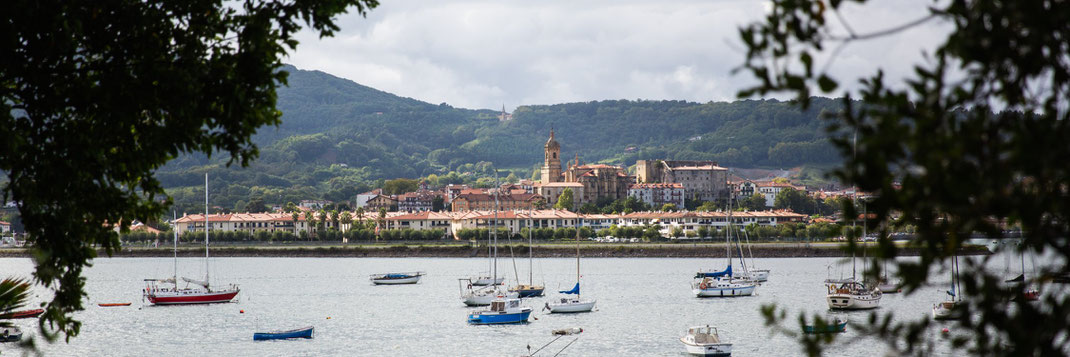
[802,319,847,334]
[253,326,314,341]
[467,297,532,325]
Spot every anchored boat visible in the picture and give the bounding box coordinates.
[680,325,732,356]
[0,309,43,319]
[370,272,424,285]
[144,176,239,305]
[802,318,848,334]
[253,326,314,341]
[1,326,22,343]
[547,217,595,313]
[467,296,532,325]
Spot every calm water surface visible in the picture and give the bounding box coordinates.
[0,255,983,356]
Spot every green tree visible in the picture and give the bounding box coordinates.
[741,193,767,211]
[670,226,683,239]
[245,197,268,213]
[0,0,378,340]
[340,211,353,231]
[739,1,1070,355]
[772,188,812,214]
[382,178,419,195]
[355,207,365,228]
[660,203,678,212]
[291,212,301,235]
[376,207,387,241]
[554,188,574,211]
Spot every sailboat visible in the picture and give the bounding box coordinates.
[932,254,964,320]
[1006,240,1039,301]
[144,175,239,305]
[741,227,769,282]
[509,210,545,298]
[547,213,595,313]
[460,186,518,306]
[693,206,756,297]
[825,202,881,310]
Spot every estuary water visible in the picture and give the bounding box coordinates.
[0,255,983,356]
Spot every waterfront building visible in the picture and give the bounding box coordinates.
[755,181,807,207]
[366,194,398,212]
[397,190,436,212]
[535,182,584,208]
[628,183,685,208]
[635,160,729,202]
[450,192,542,212]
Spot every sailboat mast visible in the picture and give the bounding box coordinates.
[575,212,581,299]
[205,173,210,286]
[528,209,534,285]
[492,185,499,284]
[726,203,732,266]
[173,211,178,285]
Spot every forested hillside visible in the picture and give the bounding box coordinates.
[159,65,846,214]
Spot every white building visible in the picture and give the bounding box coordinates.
[628,183,685,208]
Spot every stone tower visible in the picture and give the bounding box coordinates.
[541,129,562,183]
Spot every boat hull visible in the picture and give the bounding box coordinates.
[826,293,880,310]
[0,309,43,319]
[749,270,770,282]
[877,283,900,293]
[98,303,132,307]
[253,326,314,341]
[802,321,848,333]
[509,285,545,298]
[472,277,504,286]
[547,299,596,313]
[467,310,531,324]
[1,326,22,343]
[693,285,755,298]
[371,276,421,285]
[147,289,239,305]
[932,302,963,320]
[680,339,732,356]
[463,290,519,306]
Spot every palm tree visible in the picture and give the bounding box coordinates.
[0,278,31,328]
[329,210,340,230]
[340,211,353,232]
[377,207,387,242]
[355,207,365,230]
[303,211,314,241]
[291,212,301,235]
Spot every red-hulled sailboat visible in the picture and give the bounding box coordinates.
[144,174,239,305]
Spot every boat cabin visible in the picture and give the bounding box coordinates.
[490,298,521,312]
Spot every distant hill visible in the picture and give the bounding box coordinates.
[159,65,846,213]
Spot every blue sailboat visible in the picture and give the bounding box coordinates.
[467,296,532,324]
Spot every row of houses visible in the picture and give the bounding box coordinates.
[170,209,807,239]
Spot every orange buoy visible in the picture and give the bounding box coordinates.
[326,316,331,320]
[240,310,244,314]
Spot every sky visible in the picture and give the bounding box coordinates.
[287,0,950,111]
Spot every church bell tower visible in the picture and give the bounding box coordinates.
[540,129,562,183]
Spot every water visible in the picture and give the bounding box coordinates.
[0,256,973,356]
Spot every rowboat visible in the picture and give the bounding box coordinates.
[802,318,848,334]
[0,309,44,319]
[253,326,314,341]
[98,303,132,307]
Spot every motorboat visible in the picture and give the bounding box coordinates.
[680,325,732,356]
[370,272,423,285]
[253,326,314,341]
[0,326,22,343]
[467,297,531,325]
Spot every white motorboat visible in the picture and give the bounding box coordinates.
[826,279,882,310]
[680,325,732,356]
[746,269,769,282]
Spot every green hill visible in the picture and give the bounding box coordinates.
[160,65,846,214]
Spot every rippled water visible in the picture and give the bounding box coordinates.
[0,255,982,356]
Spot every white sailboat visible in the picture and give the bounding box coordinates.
[694,206,756,297]
[825,202,881,310]
[932,254,964,320]
[547,214,595,313]
[461,184,517,306]
[509,209,545,298]
[741,227,769,282]
[144,175,239,305]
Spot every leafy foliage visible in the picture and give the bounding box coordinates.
[739,0,1070,355]
[0,0,378,342]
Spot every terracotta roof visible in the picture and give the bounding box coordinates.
[537,182,583,187]
[629,183,684,189]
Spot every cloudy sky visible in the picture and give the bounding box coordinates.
[287,0,949,110]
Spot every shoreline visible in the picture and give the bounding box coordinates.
[0,243,990,258]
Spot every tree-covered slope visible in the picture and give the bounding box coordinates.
[159,65,845,213]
